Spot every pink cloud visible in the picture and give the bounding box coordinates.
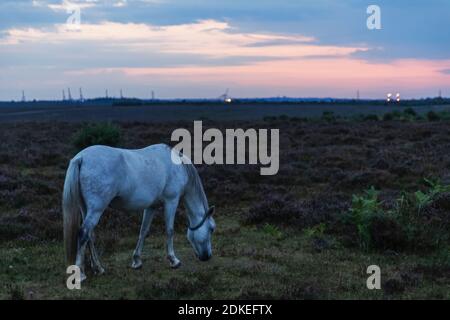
[2,20,450,99]
[79,58,449,97]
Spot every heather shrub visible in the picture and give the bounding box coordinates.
[72,122,121,152]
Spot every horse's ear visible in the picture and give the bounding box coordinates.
[207,206,215,216]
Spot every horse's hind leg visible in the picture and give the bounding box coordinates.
[132,208,155,269]
[164,198,181,269]
[81,210,104,274]
[88,232,105,274]
[76,210,102,281]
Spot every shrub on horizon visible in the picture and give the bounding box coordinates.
[72,122,121,152]
[427,111,441,121]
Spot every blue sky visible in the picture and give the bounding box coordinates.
[1,0,450,100]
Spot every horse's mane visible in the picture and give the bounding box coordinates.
[183,162,209,212]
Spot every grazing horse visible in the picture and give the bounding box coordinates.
[62,144,215,281]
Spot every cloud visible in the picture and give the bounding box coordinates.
[1,1,450,100]
[7,56,447,100]
[0,20,367,61]
[2,1,449,60]
[46,1,98,12]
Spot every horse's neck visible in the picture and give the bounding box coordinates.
[183,187,206,226]
[182,166,208,226]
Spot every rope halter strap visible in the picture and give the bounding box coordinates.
[188,207,214,231]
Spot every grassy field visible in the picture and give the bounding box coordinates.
[1,219,448,300]
[0,114,449,299]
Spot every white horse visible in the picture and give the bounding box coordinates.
[62,143,215,281]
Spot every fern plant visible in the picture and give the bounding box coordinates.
[415,178,450,213]
[348,187,382,250]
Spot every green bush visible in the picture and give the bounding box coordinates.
[304,223,326,239]
[392,110,402,119]
[439,111,450,120]
[348,187,382,250]
[394,180,450,250]
[262,223,283,239]
[321,111,336,122]
[345,180,450,252]
[112,99,143,107]
[404,107,417,117]
[427,111,440,121]
[263,116,278,122]
[383,113,394,121]
[290,116,308,123]
[363,114,379,121]
[414,178,450,212]
[72,122,121,152]
[383,111,405,121]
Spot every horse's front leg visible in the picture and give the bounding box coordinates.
[132,208,155,269]
[164,198,181,268]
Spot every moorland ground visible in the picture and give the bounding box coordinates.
[1,101,450,122]
[0,105,449,299]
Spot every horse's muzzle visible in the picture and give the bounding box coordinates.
[198,253,211,261]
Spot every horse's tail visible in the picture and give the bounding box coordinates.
[62,157,83,266]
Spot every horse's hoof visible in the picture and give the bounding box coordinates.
[80,273,87,283]
[170,260,181,269]
[131,260,143,270]
[94,266,105,275]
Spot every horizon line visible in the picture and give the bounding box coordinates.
[1,96,449,104]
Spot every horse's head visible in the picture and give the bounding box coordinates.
[187,206,215,261]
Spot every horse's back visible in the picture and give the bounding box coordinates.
[131,144,188,200]
[76,144,171,175]
[75,144,186,211]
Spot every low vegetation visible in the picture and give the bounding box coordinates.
[0,119,449,299]
[344,181,450,252]
[264,108,450,123]
[72,122,121,152]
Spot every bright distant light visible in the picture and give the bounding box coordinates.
[396,93,401,102]
[225,98,232,103]
[387,93,392,102]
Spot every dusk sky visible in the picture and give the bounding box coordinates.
[1,0,450,100]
